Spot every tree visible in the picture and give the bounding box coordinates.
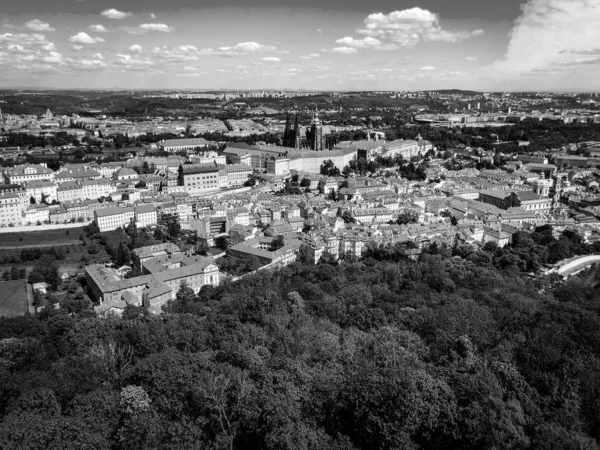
[167,220,181,239]
[300,178,311,188]
[270,235,285,251]
[116,243,131,266]
[215,235,230,251]
[28,254,60,290]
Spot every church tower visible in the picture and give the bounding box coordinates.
[294,114,301,150]
[310,108,323,150]
[283,113,292,147]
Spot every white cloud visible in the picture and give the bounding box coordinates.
[92,52,104,59]
[466,56,477,61]
[153,45,198,62]
[139,23,171,33]
[129,44,143,53]
[90,24,108,33]
[69,32,104,44]
[493,0,600,74]
[420,66,435,70]
[0,33,46,43]
[358,7,484,47]
[275,50,290,54]
[101,9,131,20]
[331,47,358,54]
[318,29,322,34]
[300,53,320,60]
[335,36,378,48]
[113,53,154,69]
[209,41,276,57]
[72,45,83,51]
[25,20,55,32]
[73,58,107,70]
[334,36,398,51]
[262,56,281,62]
[149,13,157,19]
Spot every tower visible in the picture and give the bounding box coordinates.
[309,108,323,151]
[283,113,292,147]
[294,114,301,150]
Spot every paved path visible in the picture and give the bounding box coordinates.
[552,254,600,278]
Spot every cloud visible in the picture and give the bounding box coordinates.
[129,44,143,53]
[113,53,154,69]
[493,0,600,74]
[334,36,397,50]
[139,23,171,33]
[72,45,83,51]
[90,24,108,33]
[0,33,46,43]
[73,59,106,70]
[466,56,477,61]
[209,41,276,57]
[152,45,198,62]
[300,53,320,60]
[262,56,281,62]
[420,66,435,70]
[149,13,157,19]
[318,29,322,34]
[69,32,104,44]
[101,9,131,20]
[25,20,55,32]
[92,53,104,59]
[331,47,358,54]
[357,7,484,47]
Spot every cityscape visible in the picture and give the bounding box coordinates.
[2,0,600,449]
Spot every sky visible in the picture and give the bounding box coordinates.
[0,0,599,91]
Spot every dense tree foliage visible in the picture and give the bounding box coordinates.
[2,232,600,449]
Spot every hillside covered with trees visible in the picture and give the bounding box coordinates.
[1,231,600,449]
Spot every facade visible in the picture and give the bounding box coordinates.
[266,157,290,175]
[178,163,222,194]
[134,204,158,228]
[23,180,58,204]
[94,206,135,232]
[3,164,54,184]
[288,148,357,174]
[86,246,220,310]
[0,192,24,226]
[160,138,210,153]
[223,164,252,188]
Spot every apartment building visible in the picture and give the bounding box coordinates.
[223,164,252,188]
[23,180,58,204]
[178,163,222,194]
[134,204,158,229]
[3,164,54,184]
[94,206,135,232]
[0,192,24,226]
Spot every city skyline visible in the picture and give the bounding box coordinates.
[0,0,599,91]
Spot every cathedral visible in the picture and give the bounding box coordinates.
[283,110,333,150]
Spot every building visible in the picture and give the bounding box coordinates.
[94,206,135,232]
[86,245,220,311]
[4,164,54,184]
[23,180,58,204]
[132,242,182,270]
[134,204,158,228]
[266,157,290,176]
[178,163,222,194]
[160,138,210,153]
[223,164,252,188]
[0,191,25,226]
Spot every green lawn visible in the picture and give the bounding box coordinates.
[0,280,29,317]
[0,227,86,248]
